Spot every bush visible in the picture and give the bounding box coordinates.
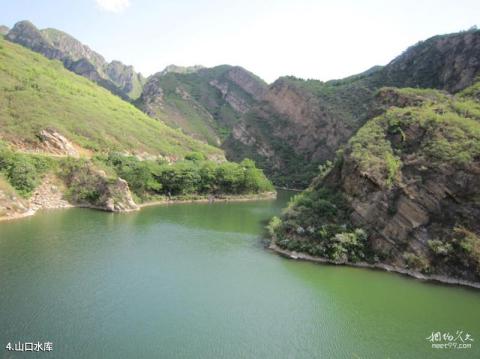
[266,216,282,237]
[98,153,273,199]
[0,148,54,197]
[428,239,452,256]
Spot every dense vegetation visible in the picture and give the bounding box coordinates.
[268,174,373,263]
[139,65,266,145]
[268,82,480,280]
[0,36,221,158]
[0,145,54,197]
[0,140,273,205]
[100,152,274,201]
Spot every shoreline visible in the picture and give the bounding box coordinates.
[139,192,277,208]
[268,241,480,290]
[0,192,277,222]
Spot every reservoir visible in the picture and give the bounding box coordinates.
[1,191,479,358]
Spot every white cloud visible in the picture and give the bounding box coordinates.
[96,0,130,13]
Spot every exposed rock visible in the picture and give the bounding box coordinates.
[29,175,72,211]
[38,129,79,157]
[138,65,268,145]
[6,20,143,100]
[274,84,480,283]
[225,29,480,187]
[61,163,139,212]
[159,64,205,75]
[106,60,145,99]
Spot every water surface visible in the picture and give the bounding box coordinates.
[1,191,479,358]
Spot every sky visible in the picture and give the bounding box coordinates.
[1,0,479,83]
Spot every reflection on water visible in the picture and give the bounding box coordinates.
[0,191,479,359]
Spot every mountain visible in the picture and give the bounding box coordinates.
[160,64,205,75]
[5,20,145,100]
[137,65,268,145]
[225,29,480,187]
[0,35,220,159]
[0,25,9,35]
[0,36,273,219]
[269,83,480,285]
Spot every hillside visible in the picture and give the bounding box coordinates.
[0,35,221,159]
[0,36,274,219]
[269,83,480,284]
[5,20,145,100]
[138,65,268,145]
[225,29,480,187]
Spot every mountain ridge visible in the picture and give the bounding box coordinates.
[224,28,480,187]
[6,20,145,100]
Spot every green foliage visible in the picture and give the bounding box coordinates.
[101,153,162,198]
[57,157,104,204]
[0,148,54,197]
[0,36,221,158]
[273,185,372,263]
[184,151,206,161]
[141,66,266,145]
[349,116,401,188]
[453,227,480,271]
[428,239,452,256]
[266,216,282,237]
[402,252,430,272]
[99,153,273,200]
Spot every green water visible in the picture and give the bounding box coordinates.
[1,191,479,359]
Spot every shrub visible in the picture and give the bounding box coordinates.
[0,149,54,197]
[266,216,282,237]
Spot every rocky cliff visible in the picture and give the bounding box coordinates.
[6,21,144,100]
[138,65,268,145]
[270,83,480,284]
[225,29,480,187]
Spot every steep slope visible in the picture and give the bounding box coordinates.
[0,37,274,219]
[6,20,145,100]
[269,84,480,286]
[225,29,480,187]
[0,35,222,159]
[138,65,268,145]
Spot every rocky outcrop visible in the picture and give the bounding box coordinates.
[160,64,205,75]
[37,129,79,157]
[271,84,480,284]
[61,164,139,212]
[29,175,72,211]
[225,29,480,187]
[106,60,145,99]
[0,171,137,221]
[382,30,480,92]
[6,20,144,100]
[138,65,268,145]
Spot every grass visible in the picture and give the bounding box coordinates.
[140,66,266,144]
[0,36,222,158]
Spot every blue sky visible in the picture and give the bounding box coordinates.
[1,0,479,83]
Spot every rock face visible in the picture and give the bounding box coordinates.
[6,21,144,100]
[272,84,480,283]
[38,129,79,157]
[29,175,72,211]
[225,29,480,187]
[138,65,268,145]
[61,164,139,212]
